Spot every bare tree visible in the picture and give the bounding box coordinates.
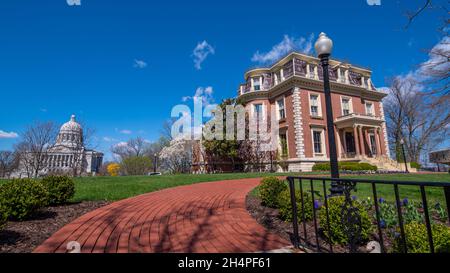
[400,0,449,102]
[419,36,450,103]
[404,0,433,29]
[0,151,19,178]
[160,118,175,142]
[111,137,149,161]
[404,95,449,163]
[15,121,58,178]
[385,77,449,163]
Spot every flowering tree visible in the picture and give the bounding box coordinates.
[159,137,192,174]
[107,163,120,176]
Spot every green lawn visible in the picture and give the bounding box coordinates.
[2,172,449,204]
[348,174,450,204]
[71,172,303,202]
[251,173,450,205]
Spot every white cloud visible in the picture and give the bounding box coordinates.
[119,129,132,135]
[376,87,390,93]
[103,137,118,142]
[182,86,215,106]
[192,41,215,70]
[133,59,147,69]
[251,34,315,64]
[381,36,449,98]
[114,141,128,148]
[418,36,450,80]
[0,130,19,139]
[66,0,81,6]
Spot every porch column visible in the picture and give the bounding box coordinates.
[353,125,360,156]
[342,130,347,156]
[358,125,365,157]
[335,128,342,159]
[375,127,382,156]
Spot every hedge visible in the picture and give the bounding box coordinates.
[42,176,75,205]
[318,196,372,245]
[312,162,377,171]
[0,202,7,230]
[278,189,314,222]
[393,222,450,253]
[0,179,49,220]
[258,177,287,208]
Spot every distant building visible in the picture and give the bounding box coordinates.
[430,149,450,171]
[13,115,103,177]
[193,51,404,172]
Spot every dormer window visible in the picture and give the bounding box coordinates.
[339,69,346,82]
[309,65,315,79]
[253,77,261,91]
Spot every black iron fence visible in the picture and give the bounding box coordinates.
[287,176,450,253]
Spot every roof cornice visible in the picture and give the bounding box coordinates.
[238,75,387,104]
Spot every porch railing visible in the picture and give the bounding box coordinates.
[287,176,450,253]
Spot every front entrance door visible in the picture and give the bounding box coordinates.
[345,132,356,155]
[369,134,377,157]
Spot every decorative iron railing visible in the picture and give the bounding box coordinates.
[287,176,450,253]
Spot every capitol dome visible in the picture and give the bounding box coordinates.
[56,115,83,148]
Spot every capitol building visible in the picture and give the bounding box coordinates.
[14,115,103,177]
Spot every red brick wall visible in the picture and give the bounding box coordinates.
[299,88,385,159]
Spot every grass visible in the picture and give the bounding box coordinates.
[2,172,449,204]
[251,173,450,205]
[70,172,306,202]
[348,174,450,204]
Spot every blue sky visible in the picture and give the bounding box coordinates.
[0,0,446,159]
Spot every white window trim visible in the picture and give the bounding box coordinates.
[309,92,322,118]
[252,77,261,91]
[365,102,374,116]
[252,103,266,120]
[275,96,286,120]
[340,96,353,116]
[311,127,326,158]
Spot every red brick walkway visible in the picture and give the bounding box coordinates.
[34,178,290,253]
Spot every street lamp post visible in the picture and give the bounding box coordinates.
[153,153,158,173]
[399,138,409,173]
[269,152,274,173]
[315,32,342,195]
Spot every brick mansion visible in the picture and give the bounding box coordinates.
[193,51,406,173]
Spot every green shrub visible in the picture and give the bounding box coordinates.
[0,202,7,230]
[393,222,450,253]
[312,163,330,171]
[312,162,377,171]
[42,176,75,205]
[410,162,421,169]
[121,156,153,175]
[0,179,48,220]
[278,189,313,222]
[318,196,372,245]
[258,177,287,208]
[356,163,377,171]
